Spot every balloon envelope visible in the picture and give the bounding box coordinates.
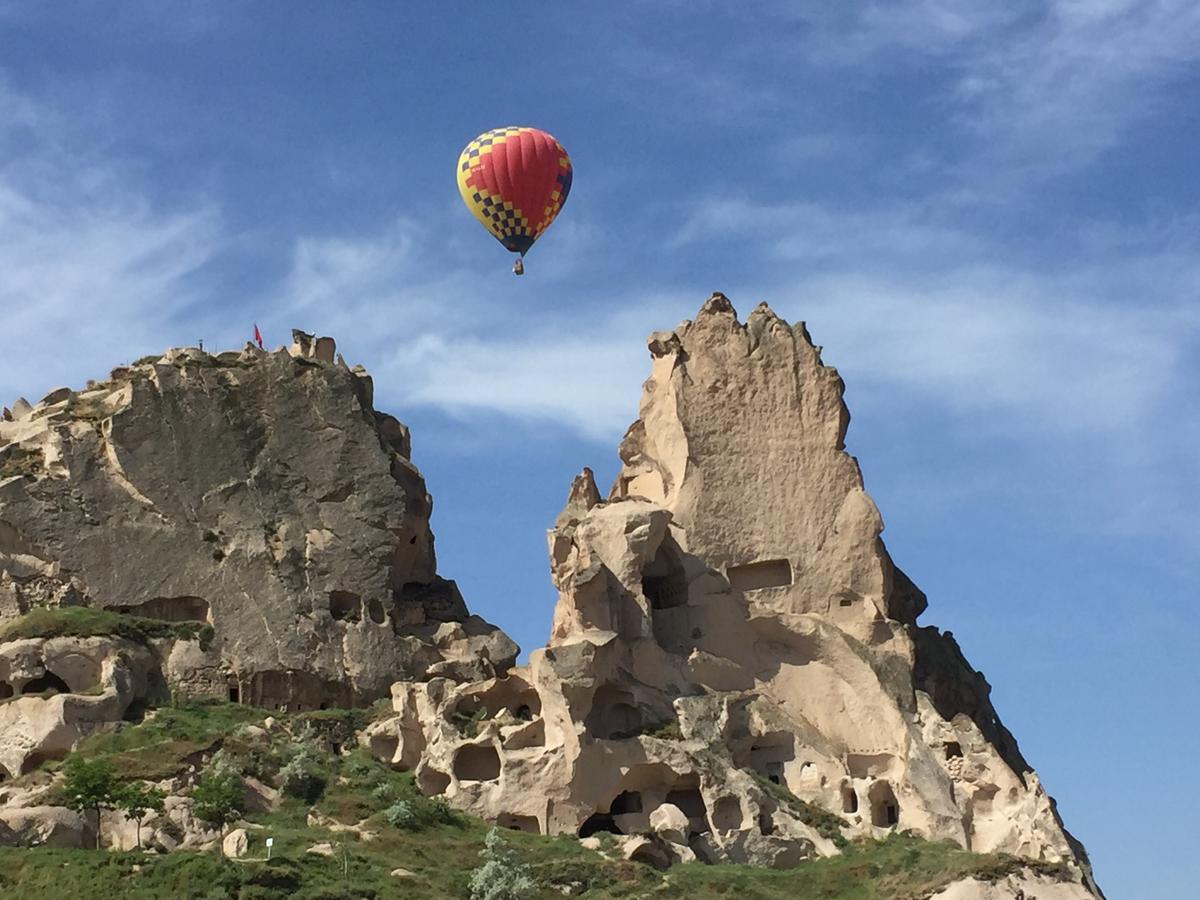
[456,126,572,257]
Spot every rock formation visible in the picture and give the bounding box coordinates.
[367,295,1100,896]
[0,334,515,725]
[0,298,1101,896]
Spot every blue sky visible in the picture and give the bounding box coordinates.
[2,2,1197,895]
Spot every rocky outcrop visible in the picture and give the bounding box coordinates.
[0,635,166,779]
[368,295,1100,895]
[0,336,516,714]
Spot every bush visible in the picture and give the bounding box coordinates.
[279,746,327,803]
[192,768,244,832]
[370,783,395,805]
[383,800,420,830]
[427,798,458,825]
[468,828,538,900]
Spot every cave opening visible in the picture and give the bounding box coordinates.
[21,671,70,695]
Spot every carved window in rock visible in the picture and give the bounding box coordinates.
[710,795,744,831]
[453,676,542,724]
[329,590,362,622]
[453,744,501,782]
[749,731,795,786]
[578,812,621,837]
[841,783,858,814]
[665,785,710,834]
[497,812,539,833]
[0,681,13,699]
[609,791,643,815]
[21,670,70,695]
[112,595,210,622]
[418,767,450,796]
[726,559,793,592]
[585,684,643,740]
[645,539,697,655]
[868,781,899,827]
[642,541,689,610]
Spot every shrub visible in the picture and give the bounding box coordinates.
[279,746,327,803]
[451,707,490,738]
[383,800,420,830]
[192,768,244,836]
[370,783,395,805]
[427,798,458,825]
[468,828,538,900]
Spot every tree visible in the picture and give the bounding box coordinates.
[191,768,244,850]
[468,828,538,900]
[61,756,119,849]
[116,782,166,849]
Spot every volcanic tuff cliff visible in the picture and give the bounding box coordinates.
[0,332,515,726]
[367,295,1101,897]
[0,299,1100,897]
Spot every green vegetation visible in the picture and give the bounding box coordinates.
[643,719,683,741]
[68,699,264,780]
[279,746,328,803]
[0,606,213,649]
[64,396,112,422]
[115,782,166,850]
[0,701,1075,899]
[450,706,490,737]
[191,767,244,839]
[61,756,120,849]
[750,770,851,849]
[0,445,43,480]
[469,828,537,900]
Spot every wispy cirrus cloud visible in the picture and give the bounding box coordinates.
[815,0,1200,171]
[0,84,221,406]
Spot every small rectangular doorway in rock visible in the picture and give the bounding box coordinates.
[726,559,793,592]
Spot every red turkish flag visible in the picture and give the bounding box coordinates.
[253,324,263,349]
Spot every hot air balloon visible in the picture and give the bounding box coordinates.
[456,126,572,275]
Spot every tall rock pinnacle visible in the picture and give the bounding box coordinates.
[372,294,1101,897]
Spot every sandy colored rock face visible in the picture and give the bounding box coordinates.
[369,295,1100,896]
[0,342,515,711]
[0,635,164,779]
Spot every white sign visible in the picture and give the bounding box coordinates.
[265,838,274,847]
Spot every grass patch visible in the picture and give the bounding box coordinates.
[70,700,266,781]
[749,771,850,849]
[659,833,1071,900]
[0,831,1073,900]
[0,606,212,649]
[0,705,1077,900]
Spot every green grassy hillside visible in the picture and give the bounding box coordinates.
[0,701,1072,900]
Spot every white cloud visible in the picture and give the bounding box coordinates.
[956,0,1200,167]
[725,1,1200,179]
[0,87,221,407]
[262,221,694,440]
[670,197,985,267]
